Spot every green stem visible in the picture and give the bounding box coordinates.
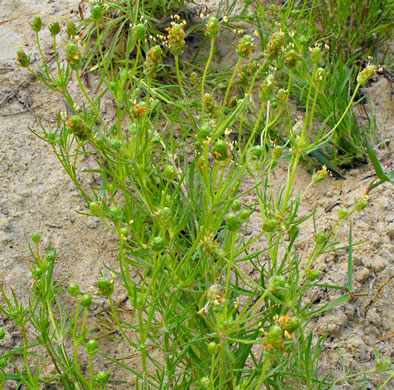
[301,64,317,142]
[307,78,321,142]
[89,355,94,389]
[175,55,186,100]
[21,325,34,385]
[281,153,301,214]
[255,357,271,388]
[224,232,237,304]
[109,297,133,345]
[286,70,292,126]
[137,305,148,380]
[317,83,361,145]
[96,21,111,81]
[202,37,216,124]
[219,57,242,120]
[231,288,271,331]
[76,72,107,129]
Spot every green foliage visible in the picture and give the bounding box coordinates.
[1,2,392,389]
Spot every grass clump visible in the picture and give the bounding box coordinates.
[1,2,393,389]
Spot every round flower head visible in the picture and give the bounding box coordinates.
[205,17,220,39]
[236,35,255,58]
[144,46,163,79]
[265,31,285,59]
[166,23,186,56]
[31,16,42,32]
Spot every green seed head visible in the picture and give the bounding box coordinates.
[299,35,308,46]
[66,43,82,70]
[66,21,77,38]
[354,196,369,211]
[80,294,92,308]
[259,74,275,101]
[0,327,5,340]
[97,276,114,297]
[199,124,212,140]
[265,31,285,59]
[109,206,123,223]
[337,208,348,219]
[306,269,320,281]
[249,145,264,160]
[16,50,31,68]
[207,341,219,354]
[314,231,327,244]
[31,232,41,243]
[145,46,163,79]
[284,49,300,70]
[283,316,300,332]
[288,225,299,239]
[203,93,217,114]
[205,17,221,39]
[85,339,98,355]
[263,218,279,232]
[66,115,89,139]
[31,16,43,32]
[151,236,166,252]
[357,65,376,86]
[239,208,251,221]
[268,325,283,340]
[49,21,60,36]
[315,67,326,81]
[32,266,44,279]
[68,283,80,297]
[200,377,210,388]
[163,165,177,180]
[277,88,287,102]
[207,284,223,300]
[0,356,8,369]
[161,207,173,220]
[213,140,231,161]
[312,165,328,183]
[310,46,322,64]
[45,251,57,262]
[89,201,101,216]
[269,275,286,289]
[134,23,147,40]
[231,200,242,212]
[95,370,110,386]
[237,35,255,58]
[91,5,103,21]
[226,213,243,232]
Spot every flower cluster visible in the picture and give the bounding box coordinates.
[236,35,255,58]
[238,60,258,86]
[166,21,186,56]
[284,49,301,70]
[203,93,217,115]
[259,74,275,101]
[66,43,82,70]
[144,46,163,79]
[205,17,221,39]
[131,102,147,117]
[66,115,90,139]
[357,65,376,86]
[265,31,285,59]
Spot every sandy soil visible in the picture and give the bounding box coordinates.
[0,1,392,388]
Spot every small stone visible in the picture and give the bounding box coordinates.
[355,267,370,282]
[367,256,385,272]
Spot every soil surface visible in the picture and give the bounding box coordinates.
[0,1,392,389]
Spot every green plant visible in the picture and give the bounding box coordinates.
[2,4,392,389]
[79,0,192,74]
[249,0,392,167]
